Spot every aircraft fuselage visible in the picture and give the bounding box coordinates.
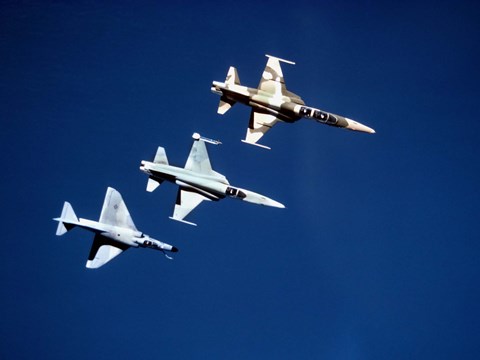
[212,81,301,122]
[70,218,173,252]
[140,161,284,208]
[211,81,375,133]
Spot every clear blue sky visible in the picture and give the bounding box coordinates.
[1,1,479,359]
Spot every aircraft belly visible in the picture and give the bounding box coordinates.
[100,229,138,247]
[251,94,279,108]
[149,168,179,183]
[226,84,251,97]
[223,89,250,104]
[77,218,109,233]
[175,175,228,199]
[279,102,302,121]
[249,95,299,120]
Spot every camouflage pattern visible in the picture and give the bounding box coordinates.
[211,54,375,149]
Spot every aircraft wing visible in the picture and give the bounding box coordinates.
[243,109,280,148]
[257,55,304,104]
[257,55,294,97]
[86,234,130,269]
[184,139,214,175]
[99,187,137,230]
[170,187,211,226]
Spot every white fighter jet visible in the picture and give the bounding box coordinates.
[212,54,375,149]
[53,187,178,269]
[139,133,285,226]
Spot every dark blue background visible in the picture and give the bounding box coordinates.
[1,1,479,359]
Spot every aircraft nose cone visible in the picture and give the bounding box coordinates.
[262,197,285,209]
[345,118,376,134]
[241,189,285,209]
[171,246,179,253]
[265,199,285,209]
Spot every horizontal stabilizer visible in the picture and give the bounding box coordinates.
[147,177,162,192]
[217,96,236,115]
[54,201,78,236]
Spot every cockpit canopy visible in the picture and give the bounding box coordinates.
[313,110,338,125]
[226,186,246,199]
[299,106,338,125]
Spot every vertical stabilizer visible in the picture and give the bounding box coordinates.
[217,66,239,114]
[226,66,240,85]
[153,147,169,165]
[54,201,78,236]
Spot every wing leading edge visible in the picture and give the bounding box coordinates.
[257,54,294,97]
[184,139,214,175]
[86,234,130,269]
[169,187,211,226]
[242,109,280,149]
[99,187,137,230]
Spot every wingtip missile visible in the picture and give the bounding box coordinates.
[169,216,198,226]
[241,139,271,150]
[265,54,295,65]
[192,132,222,145]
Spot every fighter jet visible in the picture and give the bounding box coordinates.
[53,187,178,269]
[211,54,375,149]
[139,133,285,226]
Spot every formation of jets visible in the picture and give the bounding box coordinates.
[54,55,374,268]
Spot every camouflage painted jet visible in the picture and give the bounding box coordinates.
[53,187,178,269]
[211,54,375,149]
[139,133,285,226]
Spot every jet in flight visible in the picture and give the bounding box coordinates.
[211,54,375,149]
[139,133,285,226]
[53,187,178,269]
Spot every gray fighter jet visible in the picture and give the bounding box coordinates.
[212,54,375,149]
[53,187,178,269]
[139,133,285,226]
